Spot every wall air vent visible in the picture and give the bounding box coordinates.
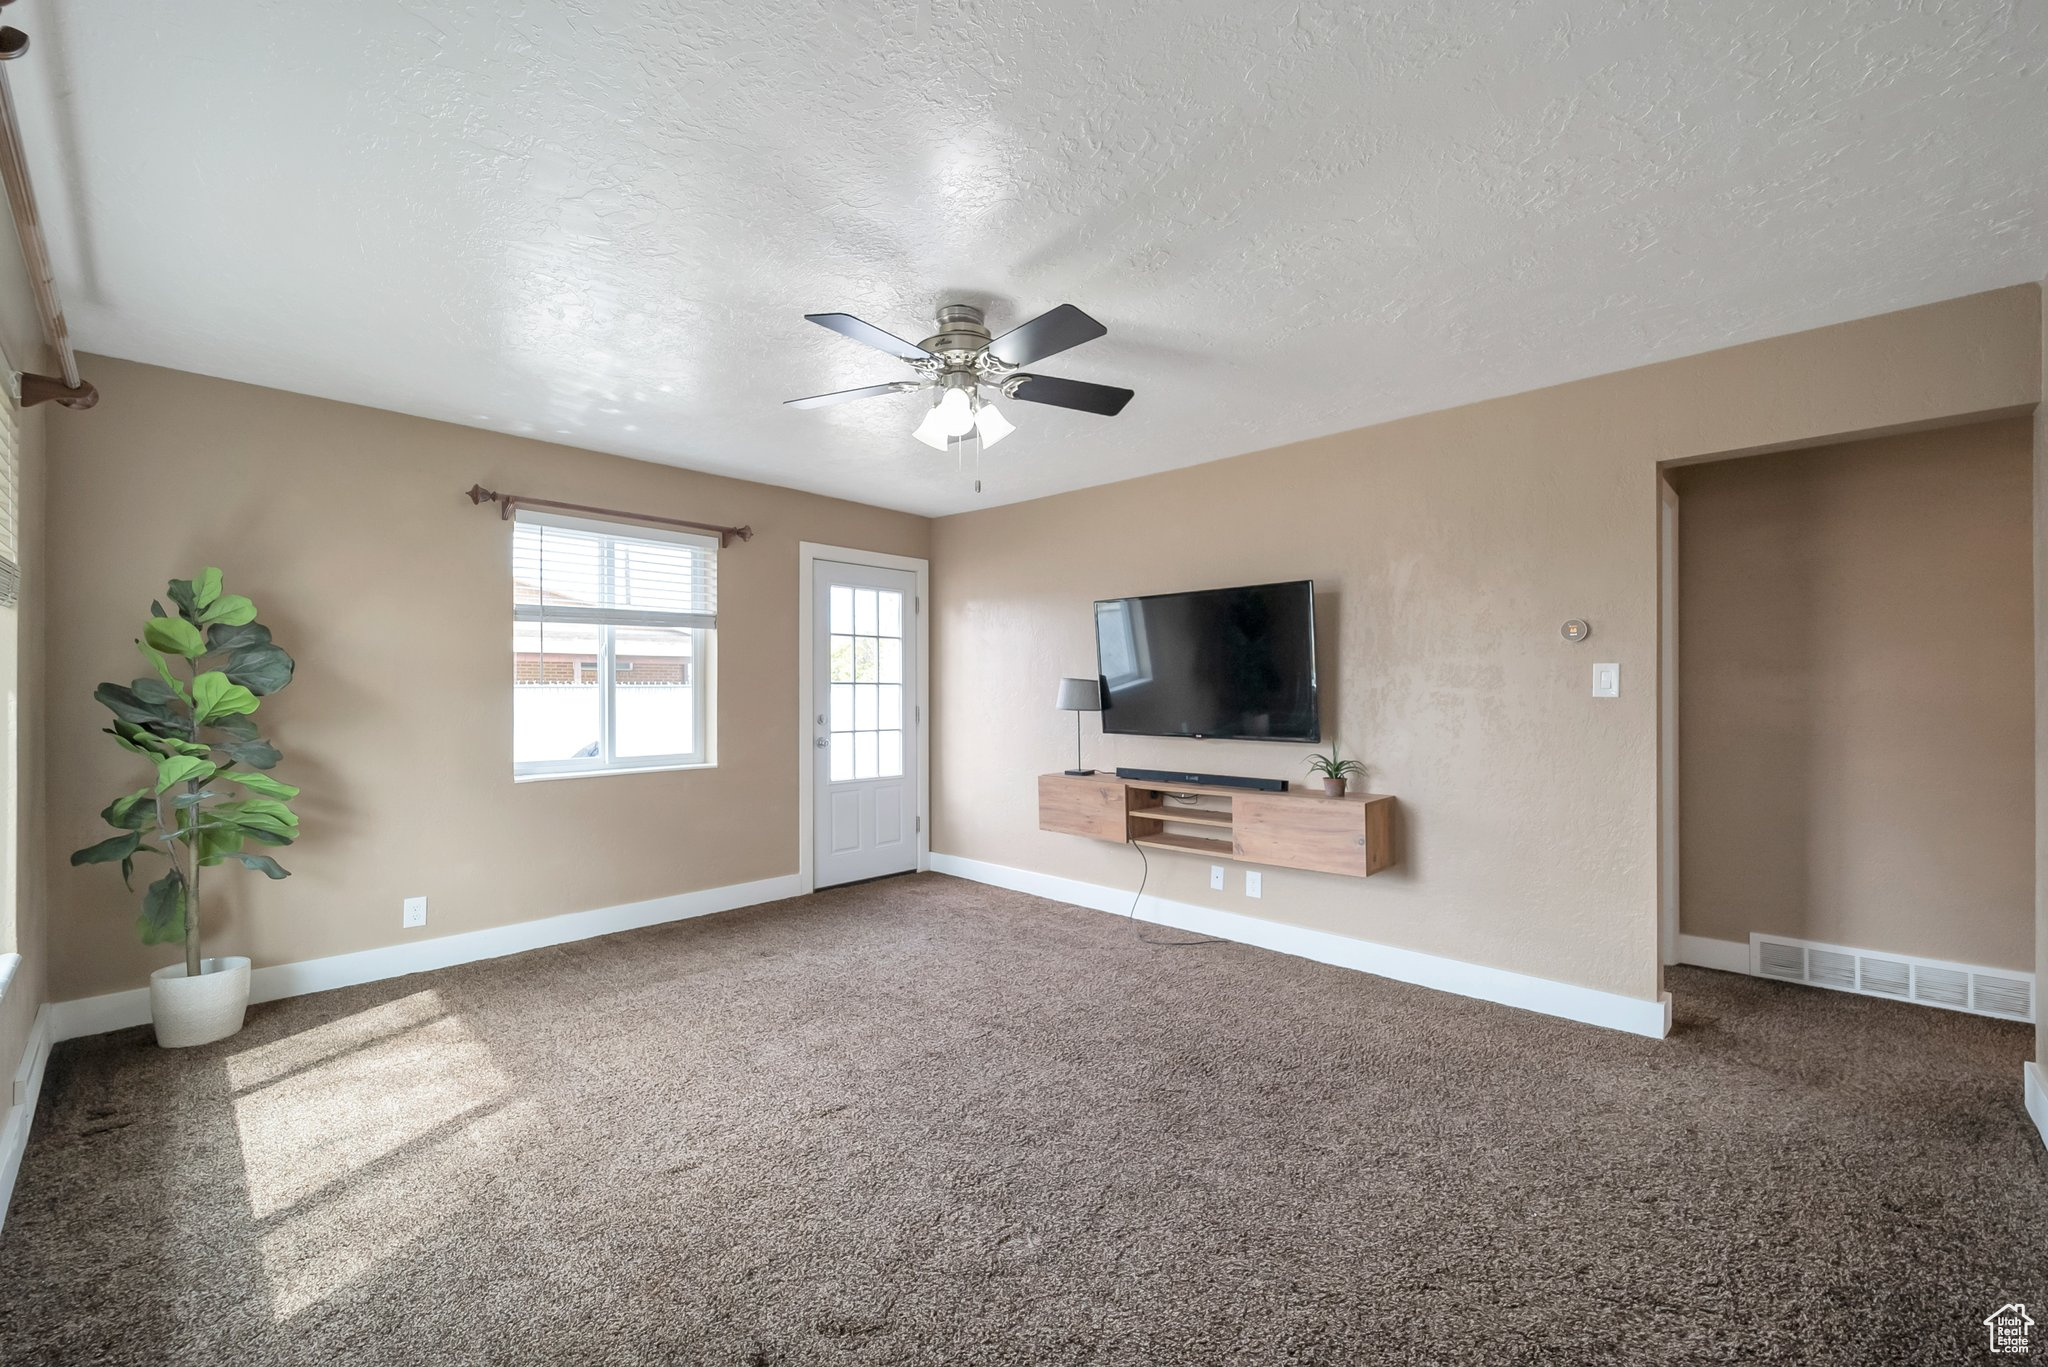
[1747,934,2034,1023]
[1756,939,1806,981]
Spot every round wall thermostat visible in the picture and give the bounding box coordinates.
[1561,619,1590,642]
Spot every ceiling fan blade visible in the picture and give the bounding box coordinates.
[988,304,1107,367]
[1006,373,1133,417]
[804,312,931,362]
[783,382,915,410]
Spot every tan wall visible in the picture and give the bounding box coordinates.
[1670,421,2034,968]
[44,356,929,1000]
[930,286,2041,1004]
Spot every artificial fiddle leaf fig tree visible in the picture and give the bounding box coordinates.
[69,567,299,979]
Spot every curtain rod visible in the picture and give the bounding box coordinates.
[0,18,96,410]
[466,484,753,548]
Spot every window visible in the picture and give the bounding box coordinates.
[826,584,905,781]
[512,509,715,777]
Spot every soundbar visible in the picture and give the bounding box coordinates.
[1115,767,1288,793]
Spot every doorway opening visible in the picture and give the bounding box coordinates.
[1658,417,2036,1022]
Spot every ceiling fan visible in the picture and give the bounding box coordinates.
[786,303,1134,450]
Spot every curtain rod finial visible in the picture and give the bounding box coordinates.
[466,483,498,505]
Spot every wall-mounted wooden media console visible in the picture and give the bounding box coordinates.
[1038,773,1396,877]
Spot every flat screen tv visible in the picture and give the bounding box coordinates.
[1093,580,1319,742]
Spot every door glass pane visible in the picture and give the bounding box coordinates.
[513,621,601,764]
[830,635,854,682]
[853,730,877,779]
[879,637,901,684]
[830,683,853,732]
[879,591,902,638]
[614,625,695,759]
[878,684,901,730]
[830,585,854,634]
[853,637,877,682]
[879,729,902,778]
[854,683,877,731]
[854,588,878,636]
[830,732,853,781]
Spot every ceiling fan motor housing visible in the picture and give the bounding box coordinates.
[922,304,999,366]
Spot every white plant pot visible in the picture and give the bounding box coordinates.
[149,956,252,1048]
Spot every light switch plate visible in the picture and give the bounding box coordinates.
[1209,865,1225,891]
[1592,663,1620,698]
[1245,870,1262,898]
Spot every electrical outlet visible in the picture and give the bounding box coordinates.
[1245,870,1262,898]
[402,895,428,929]
[1209,864,1225,891]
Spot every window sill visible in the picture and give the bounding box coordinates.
[514,761,717,784]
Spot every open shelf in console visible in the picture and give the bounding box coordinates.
[1038,773,1396,877]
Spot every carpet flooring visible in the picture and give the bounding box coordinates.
[1,873,2043,1365]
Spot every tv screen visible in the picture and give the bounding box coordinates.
[1094,581,1319,742]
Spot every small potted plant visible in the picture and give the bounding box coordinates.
[69,568,298,1048]
[1304,742,1365,798]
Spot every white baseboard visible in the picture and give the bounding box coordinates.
[1676,934,1750,974]
[0,1003,54,1236]
[2026,1061,2047,1152]
[50,873,804,1044]
[929,853,1671,1039]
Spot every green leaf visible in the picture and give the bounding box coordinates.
[165,579,200,621]
[226,770,299,800]
[193,568,223,610]
[191,671,259,724]
[196,824,245,867]
[143,617,207,659]
[130,675,176,706]
[106,727,150,759]
[213,802,296,839]
[205,621,271,654]
[102,788,155,832]
[225,737,282,770]
[225,643,293,695]
[113,720,207,757]
[210,712,260,741]
[149,600,168,619]
[136,643,191,707]
[70,831,142,866]
[119,856,135,890]
[138,871,186,945]
[232,853,289,880]
[153,754,217,794]
[240,827,295,847]
[198,593,257,627]
[95,682,176,728]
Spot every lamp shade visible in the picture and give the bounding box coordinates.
[1055,677,1102,712]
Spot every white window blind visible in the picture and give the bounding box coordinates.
[511,507,716,777]
[0,391,19,609]
[512,509,716,629]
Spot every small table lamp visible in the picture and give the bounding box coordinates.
[1055,677,1102,776]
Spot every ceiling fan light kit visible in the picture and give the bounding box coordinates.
[789,302,1134,466]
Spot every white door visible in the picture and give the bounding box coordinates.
[813,561,919,887]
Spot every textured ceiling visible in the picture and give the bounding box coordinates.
[11,1,2046,515]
